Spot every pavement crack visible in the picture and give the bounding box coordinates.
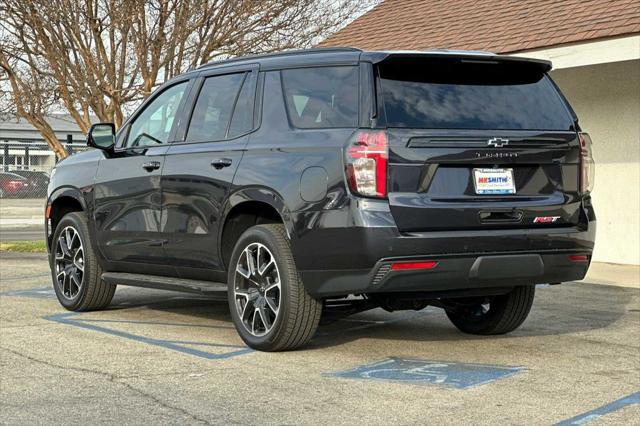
[0,346,215,425]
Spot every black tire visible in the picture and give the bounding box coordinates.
[227,224,322,351]
[50,212,116,311]
[444,286,535,335]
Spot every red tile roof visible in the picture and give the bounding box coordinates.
[319,0,640,53]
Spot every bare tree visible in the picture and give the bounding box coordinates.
[0,0,376,158]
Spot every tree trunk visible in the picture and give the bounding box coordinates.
[28,117,70,160]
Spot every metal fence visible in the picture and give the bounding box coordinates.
[0,140,89,199]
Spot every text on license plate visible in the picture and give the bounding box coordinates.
[473,168,515,194]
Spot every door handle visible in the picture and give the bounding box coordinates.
[142,161,161,171]
[211,158,233,170]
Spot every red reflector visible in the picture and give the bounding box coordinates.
[569,255,589,262]
[391,261,438,271]
[45,205,52,219]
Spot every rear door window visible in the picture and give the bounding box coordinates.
[378,58,574,130]
[282,66,358,129]
[186,73,245,142]
[228,72,257,138]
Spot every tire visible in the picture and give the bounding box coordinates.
[444,286,535,335]
[50,212,116,311]
[227,224,322,351]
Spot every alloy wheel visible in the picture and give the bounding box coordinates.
[233,242,281,337]
[54,226,84,300]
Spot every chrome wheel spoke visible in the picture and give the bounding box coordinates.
[236,291,253,322]
[257,306,271,330]
[59,236,71,258]
[56,271,66,287]
[258,257,275,276]
[247,248,257,276]
[264,281,280,293]
[236,249,251,278]
[265,295,279,316]
[70,269,81,290]
[251,309,260,334]
[64,271,71,296]
[73,250,84,271]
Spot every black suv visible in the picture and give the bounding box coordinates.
[46,48,596,351]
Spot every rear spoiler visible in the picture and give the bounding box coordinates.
[360,50,552,73]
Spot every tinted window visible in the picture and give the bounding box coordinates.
[378,59,574,130]
[228,73,256,138]
[282,66,358,128]
[187,73,244,142]
[126,82,187,148]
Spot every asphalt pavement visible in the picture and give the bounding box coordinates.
[0,252,638,425]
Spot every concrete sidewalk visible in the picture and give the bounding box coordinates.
[586,262,640,288]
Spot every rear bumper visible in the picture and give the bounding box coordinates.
[299,251,591,297]
[291,198,595,298]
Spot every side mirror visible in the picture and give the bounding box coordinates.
[87,123,115,151]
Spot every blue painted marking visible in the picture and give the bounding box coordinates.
[44,312,252,360]
[2,286,56,299]
[78,318,234,329]
[330,357,525,389]
[555,392,640,425]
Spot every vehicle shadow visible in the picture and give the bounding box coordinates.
[103,282,637,349]
[310,282,638,349]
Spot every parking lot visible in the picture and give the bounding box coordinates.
[0,251,638,425]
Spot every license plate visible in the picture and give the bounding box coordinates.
[473,168,515,195]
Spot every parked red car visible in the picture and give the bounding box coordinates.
[0,172,30,198]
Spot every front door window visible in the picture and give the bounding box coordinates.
[125,82,188,148]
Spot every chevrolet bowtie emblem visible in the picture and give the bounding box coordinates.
[487,137,509,147]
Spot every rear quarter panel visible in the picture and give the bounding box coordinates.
[232,70,355,225]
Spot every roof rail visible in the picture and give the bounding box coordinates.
[197,47,361,70]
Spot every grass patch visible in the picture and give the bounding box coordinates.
[0,240,47,253]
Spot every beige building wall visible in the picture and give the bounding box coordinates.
[551,60,640,265]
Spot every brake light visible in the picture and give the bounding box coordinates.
[391,261,438,271]
[579,133,595,194]
[345,130,388,198]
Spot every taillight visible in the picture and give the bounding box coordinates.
[579,132,595,194]
[345,130,388,198]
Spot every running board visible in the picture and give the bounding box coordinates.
[101,272,228,297]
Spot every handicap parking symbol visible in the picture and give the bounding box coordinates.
[330,357,525,389]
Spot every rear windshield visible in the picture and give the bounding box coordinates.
[378,58,574,130]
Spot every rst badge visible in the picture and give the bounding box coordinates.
[533,216,560,223]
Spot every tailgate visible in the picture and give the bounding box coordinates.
[387,130,581,231]
[375,54,581,232]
